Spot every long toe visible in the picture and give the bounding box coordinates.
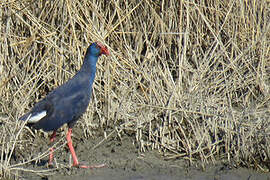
[73,161,106,169]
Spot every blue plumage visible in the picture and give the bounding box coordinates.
[20,42,109,131]
[19,42,109,168]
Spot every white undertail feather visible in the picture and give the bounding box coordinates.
[28,111,47,123]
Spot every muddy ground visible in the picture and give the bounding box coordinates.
[15,127,269,180]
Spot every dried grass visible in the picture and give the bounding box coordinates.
[1,0,270,178]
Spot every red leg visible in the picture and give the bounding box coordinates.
[49,130,57,165]
[66,128,79,166]
[66,128,106,169]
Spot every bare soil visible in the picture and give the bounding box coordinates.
[15,127,270,180]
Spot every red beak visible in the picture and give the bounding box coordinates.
[96,42,110,56]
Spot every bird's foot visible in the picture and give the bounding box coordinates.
[73,162,106,169]
[46,161,54,168]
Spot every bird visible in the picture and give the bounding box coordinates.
[19,42,109,168]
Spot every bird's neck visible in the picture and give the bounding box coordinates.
[80,55,98,76]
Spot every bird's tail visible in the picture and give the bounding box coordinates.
[19,113,31,121]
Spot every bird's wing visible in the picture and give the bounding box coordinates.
[20,72,91,131]
[19,99,53,123]
[32,89,90,131]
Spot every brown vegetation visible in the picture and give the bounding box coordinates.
[0,0,270,178]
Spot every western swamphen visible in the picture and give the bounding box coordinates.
[20,42,109,168]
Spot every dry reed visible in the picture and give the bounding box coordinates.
[0,0,270,178]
